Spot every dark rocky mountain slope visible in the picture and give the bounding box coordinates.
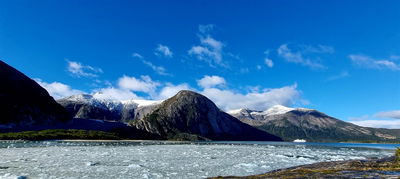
[229,105,400,142]
[131,90,282,141]
[0,60,70,130]
[0,61,160,140]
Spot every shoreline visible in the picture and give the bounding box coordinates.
[209,151,400,179]
[1,139,399,149]
[210,157,400,179]
[1,139,399,145]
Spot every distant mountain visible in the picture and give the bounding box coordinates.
[229,105,400,142]
[131,90,282,141]
[57,94,161,122]
[0,60,70,130]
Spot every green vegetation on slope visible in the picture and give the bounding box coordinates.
[0,129,123,140]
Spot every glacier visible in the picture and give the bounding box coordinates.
[0,141,395,179]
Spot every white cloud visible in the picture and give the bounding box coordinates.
[349,119,400,129]
[158,83,191,100]
[132,52,171,76]
[141,60,171,76]
[347,110,400,129]
[154,44,173,58]
[35,79,84,99]
[349,54,400,71]
[118,75,160,94]
[277,44,326,69]
[265,58,274,68]
[197,75,226,88]
[198,24,215,34]
[374,110,400,119]
[263,50,274,68]
[132,53,143,59]
[67,60,103,77]
[201,36,224,50]
[89,74,191,100]
[92,88,141,101]
[188,24,227,67]
[201,84,301,111]
[196,76,304,111]
[326,71,349,81]
[256,65,262,70]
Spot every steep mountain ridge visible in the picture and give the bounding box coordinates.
[57,94,161,122]
[0,61,162,139]
[229,105,400,142]
[0,60,70,130]
[131,90,282,141]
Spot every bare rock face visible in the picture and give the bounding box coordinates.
[0,60,70,130]
[57,94,124,121]
[230,106,400,142]
[57,94,161,122]
[133,104,160,121]
[132,90,282,141]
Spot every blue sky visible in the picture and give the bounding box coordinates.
[1,0,399,128]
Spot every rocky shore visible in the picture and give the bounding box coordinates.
[211,148,400,179]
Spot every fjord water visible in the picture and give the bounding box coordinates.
[0,141,398,179]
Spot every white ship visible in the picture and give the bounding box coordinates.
[293,139,307,143]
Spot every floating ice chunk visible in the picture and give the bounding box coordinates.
[0,174,27,179]
[236,163,258,168]
[86,162,100,166]
[127,164,142,168]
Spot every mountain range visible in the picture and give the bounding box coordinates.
[57,94,161,122]
[0,61,281,141]
[130,90,281,141]
[56,91,281,141]
[229,105,400,142]
[1,60,399,142]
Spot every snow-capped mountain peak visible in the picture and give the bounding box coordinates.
[57,94,165,122]
[262,105,314,116]
[122,99,163,107]
[64,94,93,102]
[263,105,295,116]
[228,105,313,117]
[227,108,246,114]
[61,94,123,111]
[59,94,164,112]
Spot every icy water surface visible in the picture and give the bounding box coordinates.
[0,141,398,179]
